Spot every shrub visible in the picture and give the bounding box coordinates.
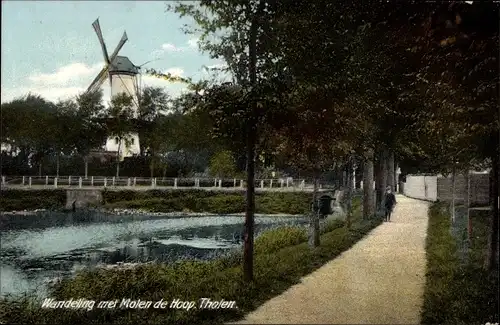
[254,226,308,255]
[0,189,66,211]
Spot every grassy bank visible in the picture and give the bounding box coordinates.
[103,190,313,215]
[0,201,381,325]
[421,203,499,325]
[0,189,66,212]
[0,189,314,215]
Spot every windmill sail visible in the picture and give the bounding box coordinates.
[92,19,110,64]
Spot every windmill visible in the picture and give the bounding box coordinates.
[86,18,141,159]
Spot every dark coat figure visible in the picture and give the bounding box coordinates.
[384,187,396,222]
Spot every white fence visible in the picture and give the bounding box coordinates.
[0,175,327,191]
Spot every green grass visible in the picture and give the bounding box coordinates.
[421,203,499,325]
[0,201,382,325]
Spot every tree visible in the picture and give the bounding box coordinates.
[106,93,135,178]
[138,86,170,158]
[209,150,237,178]
[52,99,78,176]
[168,0,272,282]
[75,90,107,178]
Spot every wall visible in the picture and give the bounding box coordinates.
[403,175,438,201]
[403,172,490,205]
[66,189,103,209]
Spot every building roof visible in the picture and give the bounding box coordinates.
[109,56,139,75]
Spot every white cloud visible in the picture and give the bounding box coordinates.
[1,63,189,104]
[206,63,227,70]
[149,39,200,59]
[161,43,184,52]
[187,38,199,49]
[28,63,102,86]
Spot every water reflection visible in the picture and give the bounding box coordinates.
[0,211,307,297]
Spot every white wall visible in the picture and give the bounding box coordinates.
[105,133,141,159]
[105,74,140,157]
[403,175,438,201]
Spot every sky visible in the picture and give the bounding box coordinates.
[1,1,228,104]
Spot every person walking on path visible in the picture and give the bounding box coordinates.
[384,186,397,222]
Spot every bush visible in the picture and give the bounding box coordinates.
[254,226,308,255]
[421,202,499,325]
[0,189,66,211]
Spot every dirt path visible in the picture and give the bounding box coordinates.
[233,195,429,324]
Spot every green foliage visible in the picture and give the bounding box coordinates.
[254,226,307,255]
[209,150,237,178]
[0,190,66,211]
[104,190,314,215]
[421,203,499,325]
[0,207,382,325]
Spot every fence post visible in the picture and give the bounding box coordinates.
[1,176,5,186]
[29,177,32,188]
[195,178,199,188]
[214,178,217,187]
[233,178,236,187]
[240,180,244,188]
[79,177,82,188]
[270,179,273,188]
[151,178,155,188]
[45,176,48,186]
[280,179,284,188]
[218,180,222,188]
[174,178,178,188]
[301,180,305,189]
[104,177,107,188]
[68,176,72,186]
[22,176,25,186]
[91,176,94,187]
[286,178,290,188]
[127,178,131,187]
[155,178,157,187]
[133,177,137,186]
[112,177,116,187]
[54,177,58,188]
[260,180,264,189]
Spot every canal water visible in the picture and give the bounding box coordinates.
[0,211,307,298]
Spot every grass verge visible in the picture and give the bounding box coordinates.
[421,202,499,325]
[0,202,382,325]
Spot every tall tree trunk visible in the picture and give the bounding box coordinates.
[309,173,320,247]
[56,153,60,177]
[451,165,456,223]
[486,150,499,271]
[345,158,354,229]
[387,150,395,191]
[116,139,121,178]
[243,0,265,283]
[150,154,155,179]
[363,148,375,219]
[375,149,387,215]
[84,156,89,179]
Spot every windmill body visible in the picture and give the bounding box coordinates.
[86,19,141,159]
